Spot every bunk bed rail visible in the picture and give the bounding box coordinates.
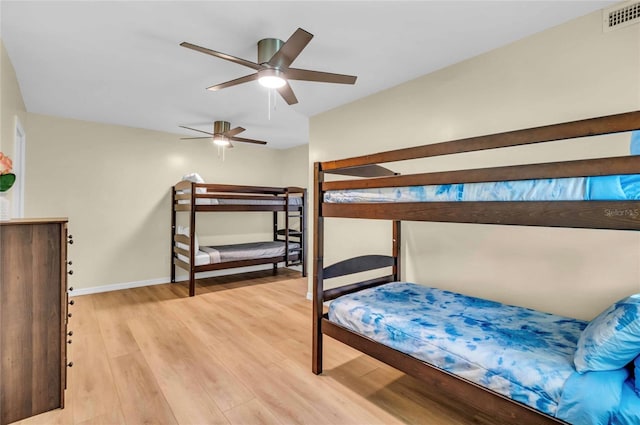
[320,110,640,172]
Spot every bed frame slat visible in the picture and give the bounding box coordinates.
[321,317,565,424]
[174,234,189,244]
[322,201,640,230]
[321,110,640,171]
[323,275,396,301]
[322,255,395,279]
[322,164,397,177]
[194,204,302,212]
[194,183,293,194]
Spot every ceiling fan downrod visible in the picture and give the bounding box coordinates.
[213,120,231,134]
[257,38,284,65]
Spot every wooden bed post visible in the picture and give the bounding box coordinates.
[392,171,401,282]
[273,209,278,274]
[312,163,324,375]
[189,183,197,297]
[302,189,308,277]
[392,220,401,281]
[171,185,176,283]
[284,190,290,274]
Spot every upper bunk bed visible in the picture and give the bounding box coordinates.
[312,110,640,424]
[171,180,306,296]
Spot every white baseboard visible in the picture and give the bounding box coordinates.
[70,277,169,296]
[70,264,299,297]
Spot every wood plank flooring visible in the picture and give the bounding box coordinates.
[12,269,499,425]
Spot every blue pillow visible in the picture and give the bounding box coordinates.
[631,130,640,155]
[556,369,628,425]
[574,294,640,373]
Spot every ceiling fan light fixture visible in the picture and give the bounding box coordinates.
[258,69,286,89]
[213,135,230,146]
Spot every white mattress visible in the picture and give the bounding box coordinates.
[176,241,300,266]
[177,190,303,206]
[177,249,211,266]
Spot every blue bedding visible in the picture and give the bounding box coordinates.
[326,131,640,204]
[327,282,640,422]
[324,174,640,204]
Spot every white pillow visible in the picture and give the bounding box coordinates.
[176,225,199,250]
[181,173,207,194]
[181,172,205,183]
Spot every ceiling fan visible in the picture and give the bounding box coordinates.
[180,27,357,105]
[179,121,267,147]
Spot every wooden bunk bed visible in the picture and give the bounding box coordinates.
[171,182,306,296]
[313,110,640,424]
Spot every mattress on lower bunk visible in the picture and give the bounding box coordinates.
[177,240,300,266]
[324,174,640,203]
[177,191,303,206]
[328,282,586,417]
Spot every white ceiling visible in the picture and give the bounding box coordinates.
[1,1,616,149]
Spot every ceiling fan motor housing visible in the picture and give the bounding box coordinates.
[257,38,284,65]
[213,120,231,134]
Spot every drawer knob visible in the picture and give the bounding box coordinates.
[68,331,73,336]
[69,300,75,306]
[67,339,72,344]
[68,313,72,318]
[67,362,74,367]
[68,270,74,275]
[68,286,74,292]
[68,260,73,266]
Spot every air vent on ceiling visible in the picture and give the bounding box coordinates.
[603,1,640,32]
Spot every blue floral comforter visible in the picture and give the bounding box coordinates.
[328,282,640,423]
[329,282,584,416]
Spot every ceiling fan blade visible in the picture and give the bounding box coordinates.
[207,73,259,91]
[276,81,298,105]
[180,42,261,71]
[286,68,357,85]
[224,127,246,137]
[180,137,213,140]
[179,125,214,136]
[268,28,313,69]
[230,136,267,145]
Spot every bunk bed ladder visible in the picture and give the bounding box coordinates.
[274,188,306,276]
[284,189,304,269]
[291,188,307,276]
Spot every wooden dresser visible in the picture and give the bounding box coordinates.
[0,218,73,425]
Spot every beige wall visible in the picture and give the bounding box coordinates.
[310,10,640,320]
[4,33,310,292]
[0,39,27,206]
[24,113,307,290]
[280,144,309,189]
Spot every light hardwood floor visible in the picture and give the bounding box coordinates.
[12,269,499,425]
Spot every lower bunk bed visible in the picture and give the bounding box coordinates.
[328,281,640,424]
[313,110,640,424]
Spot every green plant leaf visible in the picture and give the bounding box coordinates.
[0,173,16,192]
